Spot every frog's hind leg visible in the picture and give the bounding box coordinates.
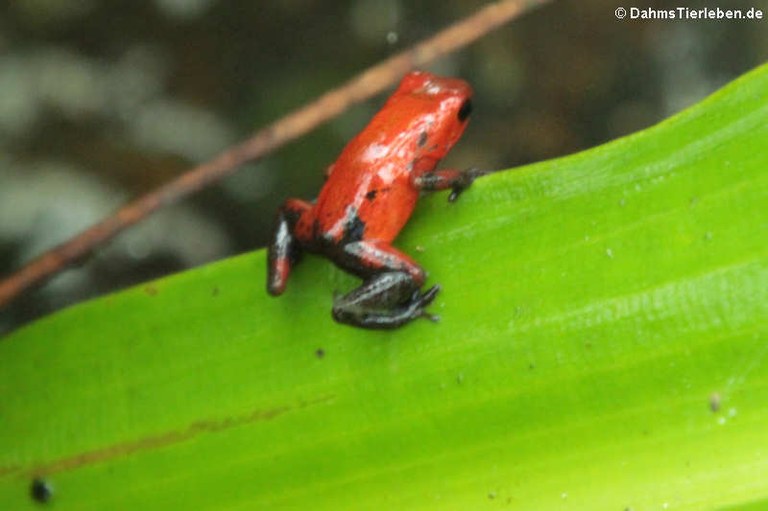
[332,272,440,329]
[267,198,313,296]
[331,240,440,329]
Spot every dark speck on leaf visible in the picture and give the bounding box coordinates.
[315,348,325,359]
[709,392,721,412]
[211,286,220,297]
[30,478,52,503]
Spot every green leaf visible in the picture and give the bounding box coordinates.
[1,63,767,510]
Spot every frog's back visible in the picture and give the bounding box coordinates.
[312,126,420,243]
[310,71,473,244]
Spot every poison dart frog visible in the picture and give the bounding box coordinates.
[268,70,483,329]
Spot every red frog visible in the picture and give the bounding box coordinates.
[268,70,483,329]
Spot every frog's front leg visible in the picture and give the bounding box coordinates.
[331,240,439,329]
[414,168,488,202]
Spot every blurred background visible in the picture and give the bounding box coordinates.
[0,0,766,334]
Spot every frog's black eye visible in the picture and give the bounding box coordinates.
[457,98,472,122]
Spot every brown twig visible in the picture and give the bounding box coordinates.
[0,0,552,310]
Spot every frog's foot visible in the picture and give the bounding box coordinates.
[413,167,490,202]
[448,167,489,202]
[332,272,440,329]
[409,285,441,322]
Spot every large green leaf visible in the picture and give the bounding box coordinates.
[1,63,767,510]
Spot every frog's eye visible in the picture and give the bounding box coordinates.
[457,98,472,122]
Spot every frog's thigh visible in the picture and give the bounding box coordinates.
[338,240,425,284]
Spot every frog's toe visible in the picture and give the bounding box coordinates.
[408,285,440,323]
[418,285,440,307]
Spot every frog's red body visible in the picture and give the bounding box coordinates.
[268,71,481,329]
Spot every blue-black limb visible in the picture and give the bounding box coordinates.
[267,199,312,295]
[414,167,488,202]
[332,271,440,329]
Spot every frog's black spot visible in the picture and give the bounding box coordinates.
[311,218,321,239]
[30,478,53,503]
[342,210,365,243]
[365,189,378,201]
[417,131,428,148]
[457,98,472,122]
[283,206,304,225]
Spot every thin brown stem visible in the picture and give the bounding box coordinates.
[0,0,552,310]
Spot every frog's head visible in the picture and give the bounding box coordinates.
[394,71,473,158]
